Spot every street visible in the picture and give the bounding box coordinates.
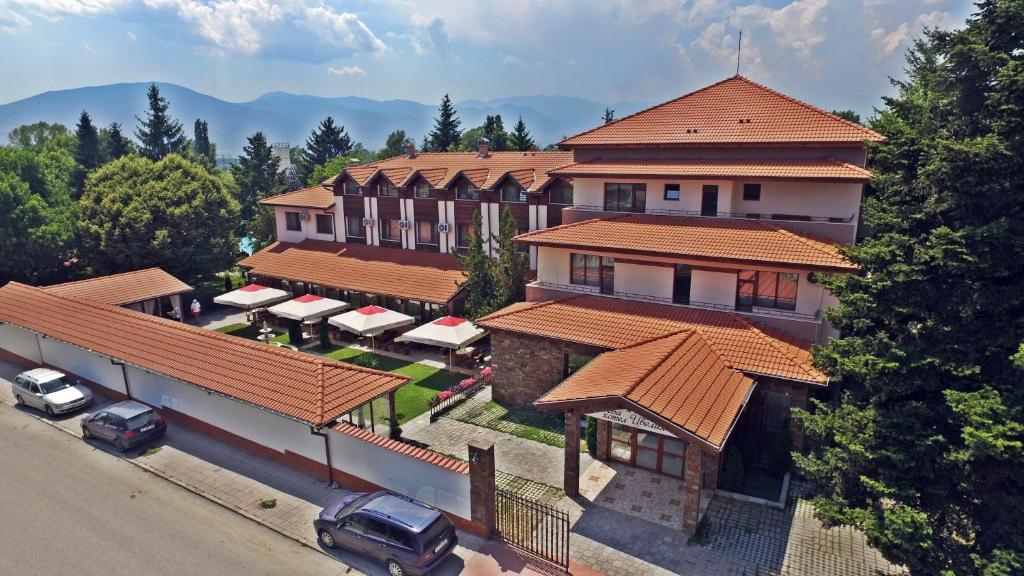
[0,401,348,576]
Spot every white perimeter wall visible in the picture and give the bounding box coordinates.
[0,324,42,364]
[39,337,128,395]
[328,428,471,520]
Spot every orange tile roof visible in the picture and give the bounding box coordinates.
[44,268,192,306]
[516,214,856,272]
[536,331,755,448]
[240,240,466,304]
[561,76,885,147]
[549,157,871,182]
[259,186,335,210]
[331,422,470,473]
[0,283,408,426]
[334,151,574,192]
[477,294,826,384]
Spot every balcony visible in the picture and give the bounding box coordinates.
[562,206,857,244]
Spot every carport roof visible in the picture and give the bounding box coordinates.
[0,282,408,426]
[44,267,192,306]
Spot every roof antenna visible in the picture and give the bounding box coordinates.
[736,30,742,76]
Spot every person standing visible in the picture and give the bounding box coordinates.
[190,299,202,321]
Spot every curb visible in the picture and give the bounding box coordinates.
[1,396,339,566]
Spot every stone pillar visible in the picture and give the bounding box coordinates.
[702,449,721,490]
[596,419,610,461]
[468,440,496,536]
[564,409,581,496]
[682,443,702,536]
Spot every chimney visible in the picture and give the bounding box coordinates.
[477,137,490,158]
[404,138,416,158]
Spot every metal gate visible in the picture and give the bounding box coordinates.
[495,488,570,569]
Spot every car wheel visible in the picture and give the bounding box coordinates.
[82,428,92,439]
[386,559,405,576]
[318,530,335,548]
[114,438,126,452]
[15,395,24,407]
[44,405,54,417]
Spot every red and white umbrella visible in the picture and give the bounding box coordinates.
[213,284,290,309]
[268,294,350,321]
[328,305,415,337]
[400,316,487,349]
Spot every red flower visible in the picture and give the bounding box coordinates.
[438,390,454,401]
[460,378,476,389]
[479,367,493,377]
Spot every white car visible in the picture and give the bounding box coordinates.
[12,368,94,416]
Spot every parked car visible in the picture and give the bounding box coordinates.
[314,491,458,576]
[81,401,167,452]
[11,368,93,416]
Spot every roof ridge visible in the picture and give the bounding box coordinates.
[43,267,167,290]
[732,76,885,141]
[514,213,629,240]
[558,75,740,146]
[476,294,585,323]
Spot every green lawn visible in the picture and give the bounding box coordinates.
[214,322,290,344]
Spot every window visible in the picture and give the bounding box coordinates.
[501,181,527,203]
[549,181,573,205]
[415,181,434,199]
[673,264,692,304]
[379,181,399,197]
[737,270,798,311]
[455,179,480,200]
[344,179,362,196]
[570,253,614,294]
[701,185,719,216]
[603,183,646,212]
[285,211,301,231]
[456,223,476,248]
[315,214,333,235]
[743,183,761,201]
[664,183,680,201]
[417,220,439,244]
[379,218,401,241]
[346,215,364,238]
[387,526,414,549]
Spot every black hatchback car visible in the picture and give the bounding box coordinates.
[314,491,457,576]
[81,401,167,451]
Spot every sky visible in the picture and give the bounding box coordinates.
[0,0,974,117]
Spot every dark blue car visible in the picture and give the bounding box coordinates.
[314,491,457,576]
[81,401,166,452]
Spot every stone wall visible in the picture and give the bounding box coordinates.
[489,329,607,406]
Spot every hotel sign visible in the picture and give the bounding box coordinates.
[589,409,671,435]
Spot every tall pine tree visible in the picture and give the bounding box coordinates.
[455,209,497,318]
[426,94,461,152]
[482,115,508,151]
[794,3,1024,574]
[72,110,101,197]
[231,131,281,229]
[193,118,216,169]
[135,84,186,160]
[508,116,536,151]
[301,117,352,179]
[602,107,615,124]
[100,122,132,161]
[492,206,529,306]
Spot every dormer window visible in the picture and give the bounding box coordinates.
[501,181,527,203]
[344,179,361,196]
[415,181,435,199]
[379,180,400,197]
[455,178,480,200]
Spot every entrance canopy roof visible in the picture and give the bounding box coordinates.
[268,294,350,321]
[214,284,291,310]
[536,331,755,450]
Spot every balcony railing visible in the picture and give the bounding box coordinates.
[567,205,855,224]
[530,280,822,322]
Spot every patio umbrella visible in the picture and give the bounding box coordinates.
[213,284,290,310]
[328,305,415,337]
[267,294,350,321]
[400,316,487,370]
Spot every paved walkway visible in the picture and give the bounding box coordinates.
[193,307,248,330]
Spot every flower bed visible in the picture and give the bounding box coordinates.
[429,367,493,422]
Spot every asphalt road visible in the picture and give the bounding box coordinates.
[0,402,349,576]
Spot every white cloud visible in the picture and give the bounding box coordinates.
[125,30,137,41]
[410,14,452,59]
[871,22,910,58]
[0,7,31,34]
[327,64,365,76]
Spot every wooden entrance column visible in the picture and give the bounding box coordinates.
[564,408,581,496]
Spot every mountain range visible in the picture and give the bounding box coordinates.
[0,82,648,156]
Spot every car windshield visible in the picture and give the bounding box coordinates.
[126,411,156,429]
[39,377,70,394]
[338,494,374,520]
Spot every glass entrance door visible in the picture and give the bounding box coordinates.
[701,185,719,216]
[605,423,687,478]
[609,423,632,463]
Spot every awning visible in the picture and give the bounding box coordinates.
[329,305,415,337]
[213,284,291,310]
[400,316,487,349]
[268,294,350,321]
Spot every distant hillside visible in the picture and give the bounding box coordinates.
[0,82,647,155]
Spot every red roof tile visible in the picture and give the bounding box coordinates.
[515,214,856,272]
[549,157,871,182]
[331,422,470,473]
[240,240,466,304]
[259,186,335,209]
[44,268,192,306]
[0,283,408,426]
[477,294,826,384]
[561,76,885,147]
[537,331,755,448]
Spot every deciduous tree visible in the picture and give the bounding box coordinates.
[378,130,407,159]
